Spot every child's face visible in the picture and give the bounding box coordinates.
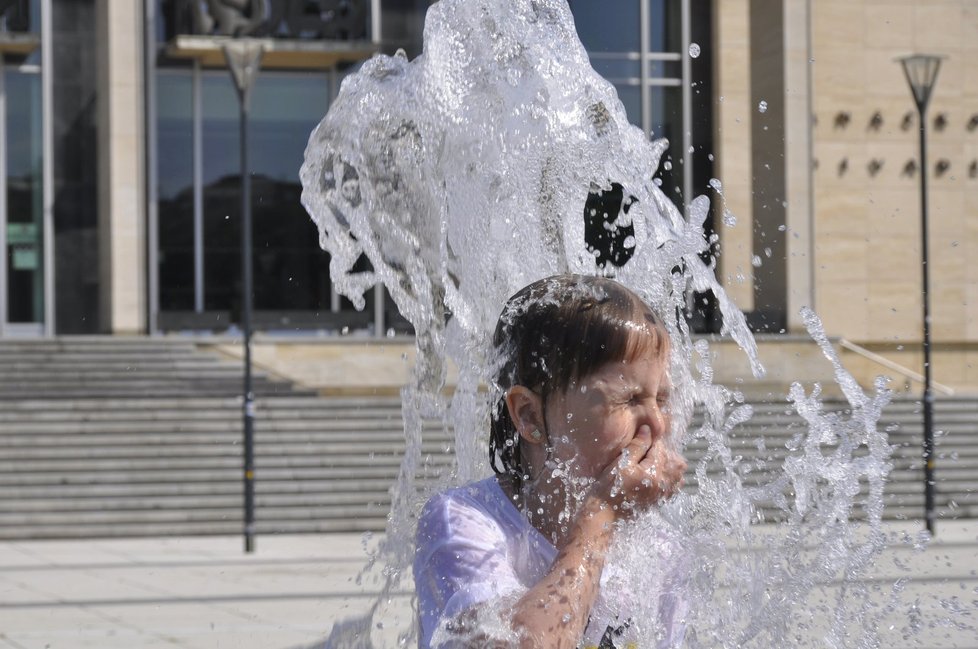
[543,345,672,486]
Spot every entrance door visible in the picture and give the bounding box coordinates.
[1,62,44,337]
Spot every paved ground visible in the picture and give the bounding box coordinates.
[0,523,975,649]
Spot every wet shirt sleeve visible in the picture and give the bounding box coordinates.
[414,491,522,648]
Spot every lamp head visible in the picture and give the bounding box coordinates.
[896,54,945,113]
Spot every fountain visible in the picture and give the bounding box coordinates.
[299,0,973,646]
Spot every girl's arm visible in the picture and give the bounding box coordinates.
[509,494,616,648]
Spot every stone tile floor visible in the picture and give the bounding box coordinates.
[0,523,975,648]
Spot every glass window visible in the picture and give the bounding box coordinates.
[648,0,683,53]
[5,68,44,324]
[568,0,640,53]
[199,71,335,315]
[157,71,194,311]
[201,73,242,313]
[613,83,642,129]
[249,74,332,312]
[649,86,683,203]
[0,0,35,34]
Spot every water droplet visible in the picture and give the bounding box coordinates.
[758,100,768,113]
[688,43,701,58]
[709,178,723,192]
[723,210,737,227]
[663,160,672,171]
[622,236,636,249]
[751,255,762,267]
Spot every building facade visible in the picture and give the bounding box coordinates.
[715,0,978,388]
[1,0,976,388]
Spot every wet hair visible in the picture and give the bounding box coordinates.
[489,274,669,490]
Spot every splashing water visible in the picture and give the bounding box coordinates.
[299,0,927,646]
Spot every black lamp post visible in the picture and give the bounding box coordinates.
[224,39,265,553]
[897,53,944,536]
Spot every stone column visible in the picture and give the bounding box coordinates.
[714,0,755,312]
[95,0,147,334]
[783,0,815,333]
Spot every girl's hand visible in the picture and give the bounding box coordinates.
[594,425,687,517]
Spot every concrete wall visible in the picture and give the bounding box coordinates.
[96,0,147,334]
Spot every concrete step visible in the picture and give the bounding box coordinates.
[0,334,974,539]
[0,386,314,400]
[0,517,389,540]
[0,464,447,486]
[0,406,406,423]
[0,370,249,382]
[0,418,445,435]
[0,503,401,526]
[0,477,405,499]
[0,395,404,412]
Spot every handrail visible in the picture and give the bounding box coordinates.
[838,339,955,396]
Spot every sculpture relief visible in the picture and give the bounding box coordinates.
[166,0,367,40]
[0,0,30,33]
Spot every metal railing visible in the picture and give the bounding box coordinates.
[838,338,955,396]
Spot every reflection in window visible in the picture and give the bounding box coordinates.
[568,0,640,52]
[155,66,386,331]
[5,69,43,324]
[157,72,194,311]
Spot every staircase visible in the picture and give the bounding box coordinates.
[0,338,450,539]
[0,338,974,539]
[707,396,978,523]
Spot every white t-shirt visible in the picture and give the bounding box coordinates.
[414,476,687,648]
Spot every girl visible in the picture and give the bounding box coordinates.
[415,274,688,648]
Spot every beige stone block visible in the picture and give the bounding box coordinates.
[108,84,141,139]
[857,99,923,142]
[865,4,914,49]
[812,96,869,134]
[813,141,868,191]
[865,186,917,232]
[965,4,978,49]
[967,285,978,339]
[867,236,920,284]
[717,43,750,83]
[865,51,914,99]
[817,280,870,340]
[931,307,967,343]
[814,2,866,49]
[815,231,869,281]
[929,187,966,234]
[815,188,870,234]
[716,0,749,48]
[913,4,965,52]
[863,141,914,187]
[866,280,921,341]
[812,48,868,101]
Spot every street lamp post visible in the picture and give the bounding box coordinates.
[897,53,944,536]
[224,39,265,553]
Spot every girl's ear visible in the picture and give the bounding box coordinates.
[505,385,546,445]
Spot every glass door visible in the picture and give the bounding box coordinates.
[2,63,44,336]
